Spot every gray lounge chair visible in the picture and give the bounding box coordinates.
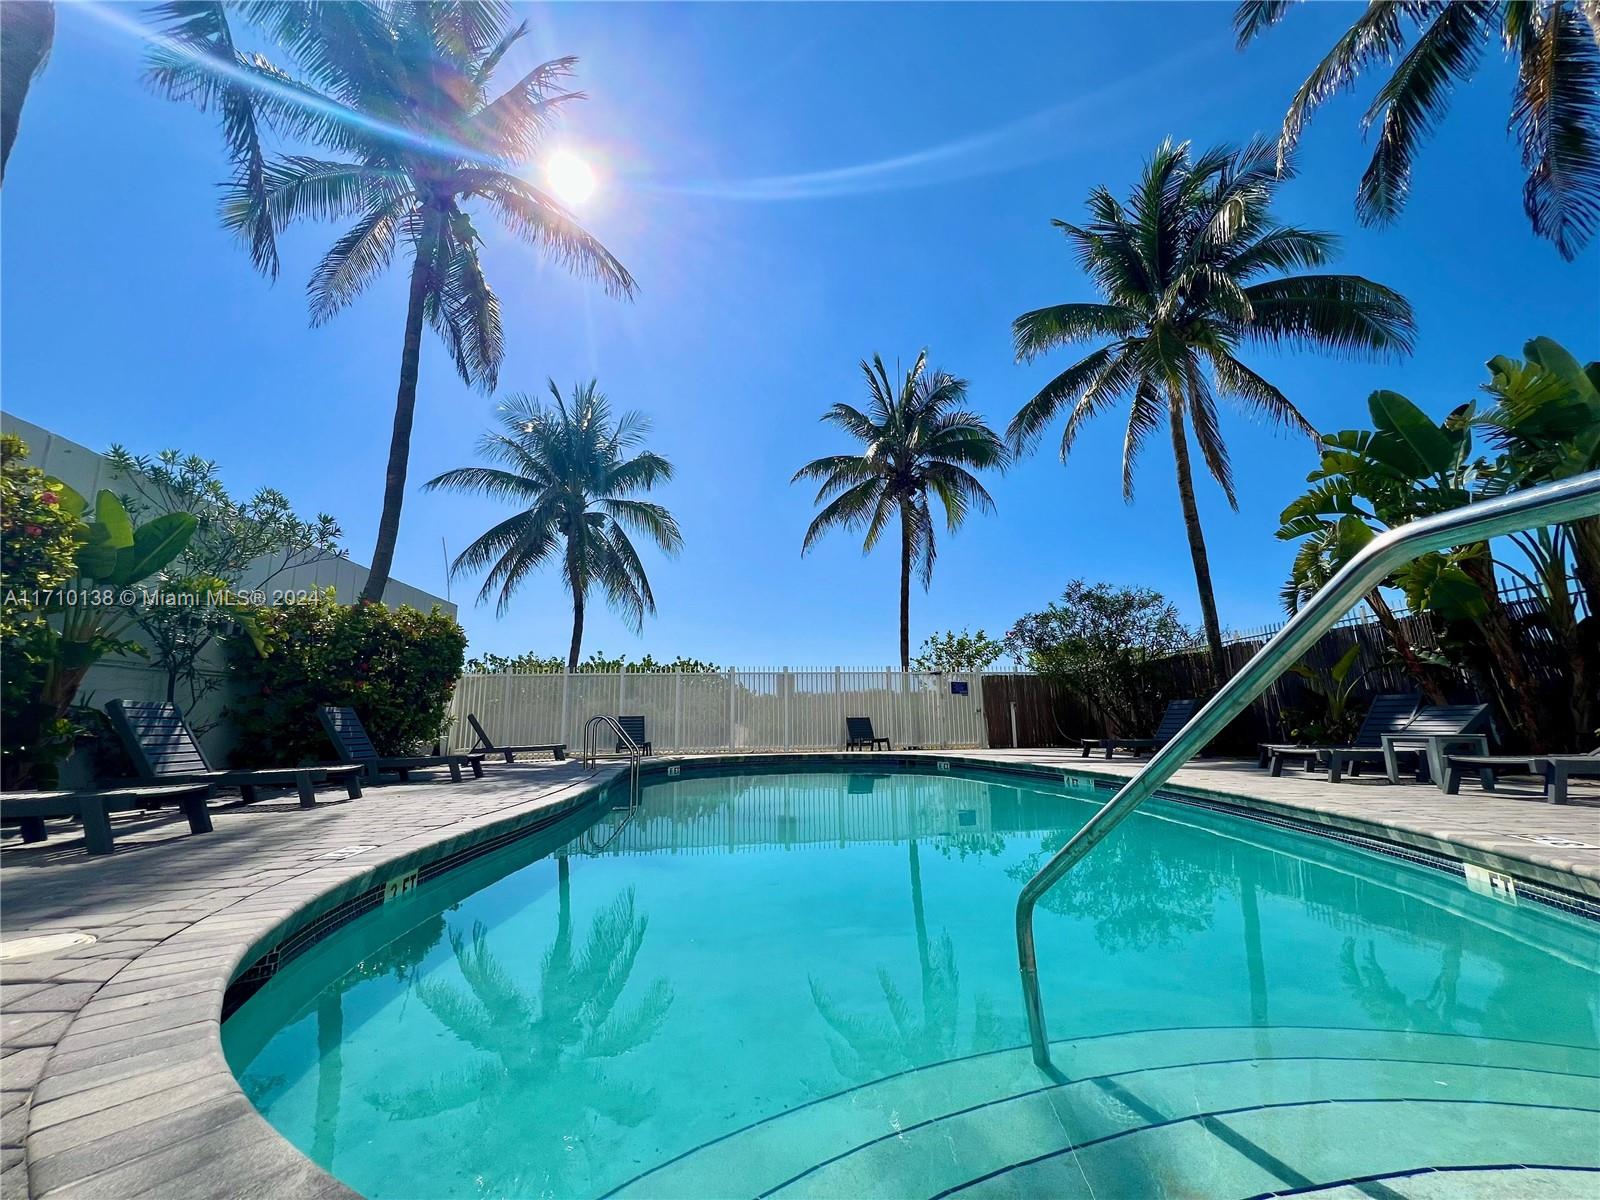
[2,783,213,855]
[845,717,890,751]
[615,716,652,755]
[320,707,485,784]
[1307,703,1491,784]
[1380,703,1494,784]
[1444,747,1600,805]
[109,699,364,809]
[1262,693,1420,778]
[466,713,567,763]
[1080,700,1198,759]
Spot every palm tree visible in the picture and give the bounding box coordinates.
[794,353,1007,671]
[145,2,635,602]
[425,382,681,671]
[0,0,54,184]
[1007,139,1415,680]
[1235,1,1600,260]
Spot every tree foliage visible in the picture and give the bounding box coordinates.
[1009,137,1414,679]
[1005,580,1192,737]
[795,351,1007,670]
[145,1,635,601]
[227,591,467,765]
[911,628,1006,674]
[1237,0,1600,259]
[426,382,681,671]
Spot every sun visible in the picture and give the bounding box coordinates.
[545,150,597,207]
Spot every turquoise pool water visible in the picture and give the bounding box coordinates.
[224,767,1600,1199]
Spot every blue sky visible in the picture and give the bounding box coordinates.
[3,2,1595,667]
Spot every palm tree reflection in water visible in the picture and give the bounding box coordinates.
[372,858,673,1197]
[810,838,1004,1084]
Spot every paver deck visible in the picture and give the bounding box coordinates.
[1,751,1595,1199]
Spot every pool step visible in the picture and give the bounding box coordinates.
[605,1026,1600,1200]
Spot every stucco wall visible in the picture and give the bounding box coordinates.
[4,412,456,774]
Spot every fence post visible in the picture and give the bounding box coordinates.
[727,668,737,751]
[781,667,791,751]
[674,669,683,752]
[560,670,571,751]
[618,663,627,717]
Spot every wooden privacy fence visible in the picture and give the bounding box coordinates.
[451,667,989,754]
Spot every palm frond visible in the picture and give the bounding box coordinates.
[1511,0,1600,258]
[1012,303,1139,361]
[1241,274,1415,358]
[1357,1,1491,225]
[473,173,635,299]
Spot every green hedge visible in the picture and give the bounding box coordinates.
[228,592,466,766]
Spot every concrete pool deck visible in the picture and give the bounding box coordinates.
[1,752,1596,1199]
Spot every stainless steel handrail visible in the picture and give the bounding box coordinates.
[1016,471,1600,1070]
[583,715,643,805]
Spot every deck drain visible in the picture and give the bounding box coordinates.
[0,931,96,960]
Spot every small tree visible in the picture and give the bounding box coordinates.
[106,445,343,729]
[1005,581,1191,738]
[911,628,1005,674]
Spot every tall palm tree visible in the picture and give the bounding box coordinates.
[794,353,1006,671]
[145,2,635,602]
[0,0,54,184]
[1236,1,1600,260]
[1007,139,1415,680]
[425,382,681,671]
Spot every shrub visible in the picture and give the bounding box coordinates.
[1,434,86,787]
[228,592,467,765]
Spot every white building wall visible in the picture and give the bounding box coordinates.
[3,413,455,770]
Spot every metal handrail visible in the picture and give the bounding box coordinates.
[583,715,643,805]
[1016,471,1600,1071]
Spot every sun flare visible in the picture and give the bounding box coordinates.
[545,150,597,207]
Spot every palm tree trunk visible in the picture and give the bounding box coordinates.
[1365,589,1448,704]
[568,588,585,673]
[361,208,440,604]
[899,503,912,671]
[0,1,54,186]
[1166,393,1227,683]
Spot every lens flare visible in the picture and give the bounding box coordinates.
[545,151,597,206]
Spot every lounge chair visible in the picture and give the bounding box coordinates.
[614,716,652,756]
[109,699,364,809]
[845,716,890,751]
[1380,703,1494,785]
[1444,748,1600,805]
[466,713,567,764]
[1,783,213,856]
[1079,700,1198,759]
[319,707,485,784]
[1301,703,1491,784]
[1262,693,1420,779]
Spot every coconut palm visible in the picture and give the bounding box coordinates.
[0,0,53,185]
[144,2,635,602]
[1008,138,1415,680]
[425,382,681,671]
[1236,1,1600,260]
[794,353,1007,671]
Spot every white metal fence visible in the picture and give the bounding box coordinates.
[450,668,988,754]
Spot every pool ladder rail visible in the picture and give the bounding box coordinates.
[1015,470,1600,1073]
[582,715,644,808]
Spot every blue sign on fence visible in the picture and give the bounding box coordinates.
[950,681,969,695]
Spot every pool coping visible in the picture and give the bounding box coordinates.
[8,751,1599,1199]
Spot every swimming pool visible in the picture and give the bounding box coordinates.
[223,764,1600,1198]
